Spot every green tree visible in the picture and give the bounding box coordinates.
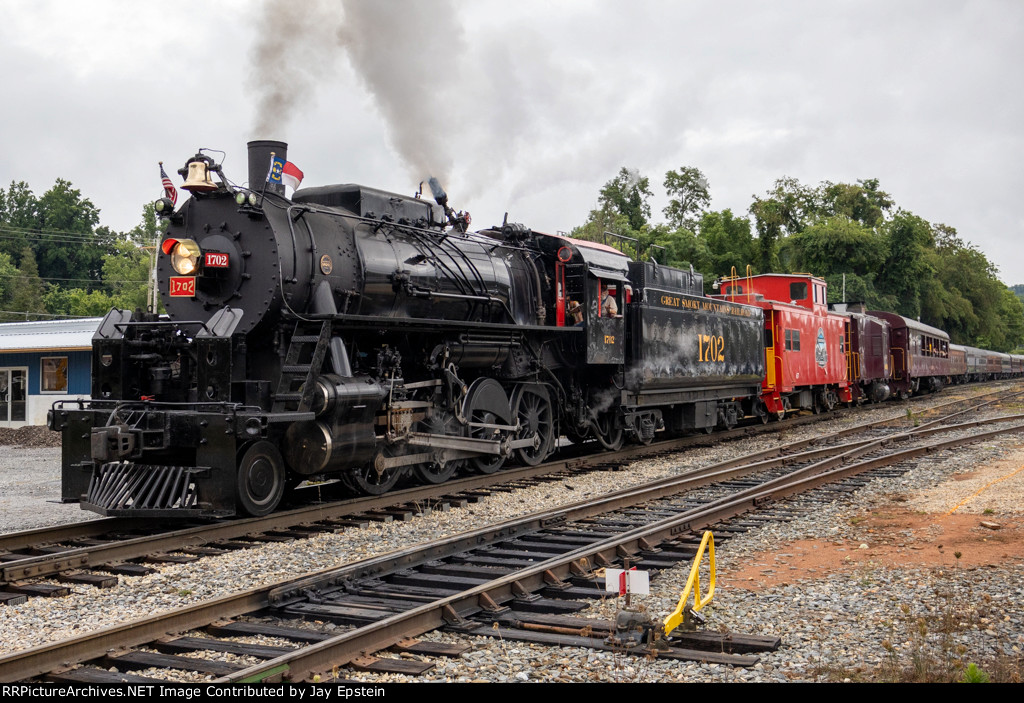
[995,288,1024,352]
[697,209,756,278]
[818,178,893,228]
[921,224,1011,348]
[0,252,20,315]
[34,178,107,284]
[663,167,710,232]
[107,204,163,311]
[749,197,784,273]
[1011,284,1024,305]
[788,215,886,277]
[0,181,39,264]
[876,211,934,318]
[571,167,653,257]
[4,247,48,321]
[598,167,652,232]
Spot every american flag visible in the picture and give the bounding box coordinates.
[160,162,177,206]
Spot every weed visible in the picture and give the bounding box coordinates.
[960,663,990,683]
[177,588,193,597]
[983,508,995,515]
[815,569,1020,682]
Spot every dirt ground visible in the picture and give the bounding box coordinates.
[724,449,1024,590]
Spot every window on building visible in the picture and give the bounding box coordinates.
[41,357,68,393]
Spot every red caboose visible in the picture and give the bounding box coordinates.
[714,273,852,418]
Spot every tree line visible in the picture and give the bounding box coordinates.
[571,167,1024,353]
[0,180,157,321]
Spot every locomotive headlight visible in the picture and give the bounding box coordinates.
[235,190,247,206]
[164,238,202,275]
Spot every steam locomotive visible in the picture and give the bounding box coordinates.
[49,141,1020,519]
[50,141,765,517]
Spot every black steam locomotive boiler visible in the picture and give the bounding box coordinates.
[51,140,767,518]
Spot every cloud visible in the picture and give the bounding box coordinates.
[0,0,1021,283]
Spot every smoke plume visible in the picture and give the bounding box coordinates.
[248,0,340,137]
[336,0,466,185]
[248,0,466,185]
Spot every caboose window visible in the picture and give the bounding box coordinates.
[784,329,801,351]
[789,282,807,301]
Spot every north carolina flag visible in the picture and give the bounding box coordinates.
[267,154,285,184]
[282,161,303,190]
[267,155,303,190]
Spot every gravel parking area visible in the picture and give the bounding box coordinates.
[1,386,1022,682]
[0,447,99,533]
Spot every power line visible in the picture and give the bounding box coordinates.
[0,273,148,284]
[0,309,100,319]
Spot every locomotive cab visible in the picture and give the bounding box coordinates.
[536,234,629,364]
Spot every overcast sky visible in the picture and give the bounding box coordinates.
[2,0,1022,283]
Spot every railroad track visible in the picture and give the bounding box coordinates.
[1,387,1021,682]
[1,383,1016,600]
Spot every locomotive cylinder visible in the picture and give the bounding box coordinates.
[282,374,385,475]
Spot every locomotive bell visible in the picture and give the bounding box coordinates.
[181,159,217,192]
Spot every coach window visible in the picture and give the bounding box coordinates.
[41,357,69,393]
[789,282,807,302]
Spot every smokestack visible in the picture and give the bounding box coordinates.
[248,139,288,196]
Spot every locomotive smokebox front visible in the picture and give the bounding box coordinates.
[158,139,309,336]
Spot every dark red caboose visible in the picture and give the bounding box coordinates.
[715,273,852,418]
[830,305,892,403]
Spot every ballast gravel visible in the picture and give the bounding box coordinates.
[1,383,1022,682]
